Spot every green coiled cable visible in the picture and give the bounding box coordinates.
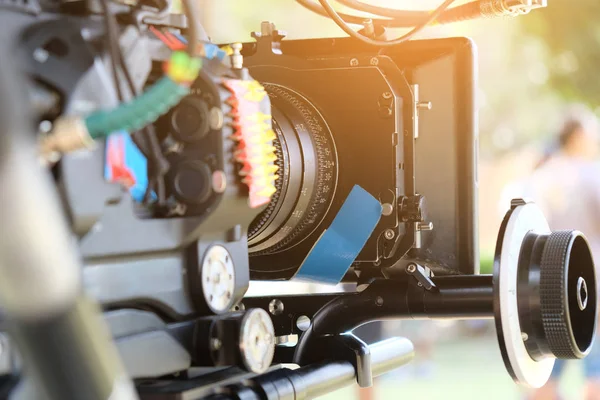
[84,76,190,139]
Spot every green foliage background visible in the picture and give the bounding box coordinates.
[521,1,600,107]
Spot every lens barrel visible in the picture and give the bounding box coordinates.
[248,84,337,255]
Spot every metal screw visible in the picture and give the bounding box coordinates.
[212,170,227,193]
[39,120,53,133]
[296,315,311,331]
[231,43,244,69]
[261,21,276,36]
[350,58,359,67]
[521,332,529,342]
[417,222,434,231]
[417,101,433,110]
[81,28,92,40]
[407,264,417,274]
[363,19,375,37]
[210,338,222,351]
[33,48,49,63]
[165,140,183,155]
[382,92,393,99]
[209,107,224,130]
[269,299,284,316]
[169,201,187,216]
[370,57,379,66]
[382,203,394,216]
[376,296,384,306]
[384,229,395,240]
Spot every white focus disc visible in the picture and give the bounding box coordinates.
[201,245,235,313]
[495,200,554,388]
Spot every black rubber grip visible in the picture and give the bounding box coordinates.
[540,230,578,359]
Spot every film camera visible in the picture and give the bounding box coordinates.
[0,0,596,399]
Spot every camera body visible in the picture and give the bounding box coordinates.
[1,3,597,399]
[50,21,478,318]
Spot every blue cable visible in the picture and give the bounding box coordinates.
[173,33,188,44]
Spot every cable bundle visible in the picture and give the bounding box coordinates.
[296,0,547,46]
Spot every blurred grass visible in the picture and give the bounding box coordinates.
[480,249,494,275]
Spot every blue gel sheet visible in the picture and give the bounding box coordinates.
[294,185,382,285]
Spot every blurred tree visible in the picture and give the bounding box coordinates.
[521,1,600,107]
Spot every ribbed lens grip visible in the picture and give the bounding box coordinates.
[540,231,582,359]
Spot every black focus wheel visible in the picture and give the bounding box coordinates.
[516,229,597,362]
[539,231,597,359]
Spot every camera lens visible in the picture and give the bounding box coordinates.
[248,84,338,255]
[170,96,210,143]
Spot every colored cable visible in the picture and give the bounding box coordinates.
[336,0,482,25]
[181,0,203,57]
[298,0,544,29]
[313,0,456,47]
[84,51,201,139]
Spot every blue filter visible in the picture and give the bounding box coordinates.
[294,185,382,285]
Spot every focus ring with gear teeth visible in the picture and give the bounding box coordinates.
[248,84,338,255]
[247,125,286,239]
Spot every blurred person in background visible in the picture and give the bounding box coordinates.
[502,104,600,400]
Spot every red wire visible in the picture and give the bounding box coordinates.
[163,31,186,51]
[149,26,181,50]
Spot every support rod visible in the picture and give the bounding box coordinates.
[206,337,414,400]
[419,275,493,319]
[315,275,493,336]
[294,275,494,365]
